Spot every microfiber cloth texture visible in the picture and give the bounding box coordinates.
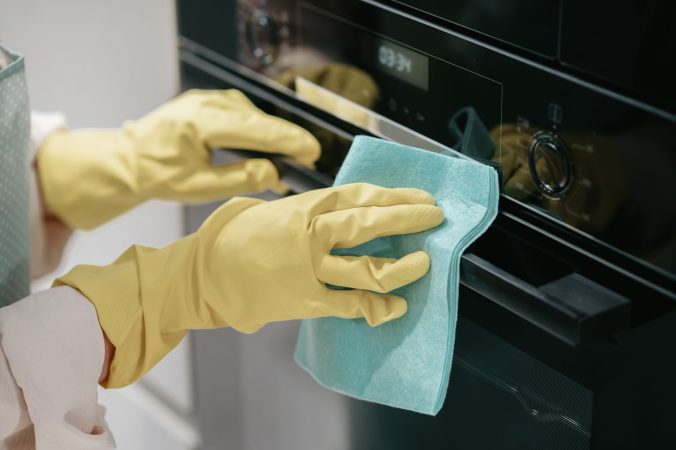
[294,135,499,415]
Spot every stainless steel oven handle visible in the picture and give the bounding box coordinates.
[460,253,630,346]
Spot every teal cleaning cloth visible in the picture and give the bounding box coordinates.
[294,136,499,415]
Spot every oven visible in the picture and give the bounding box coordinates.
[176,1,676,448]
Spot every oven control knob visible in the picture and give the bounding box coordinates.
[245,9,278,65]
[528,131,573,198]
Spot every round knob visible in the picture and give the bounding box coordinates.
[528,131,573,198]
[245,9,278,66]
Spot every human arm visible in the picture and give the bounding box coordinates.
[57,183,444,387]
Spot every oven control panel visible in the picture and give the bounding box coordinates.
[527,131,572,198]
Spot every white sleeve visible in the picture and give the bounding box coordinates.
[0,286,116,449]
[0,340,33,449]
[29,112,72,279]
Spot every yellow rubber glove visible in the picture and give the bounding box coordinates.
[55,183,444,388]
[37,89,321,230]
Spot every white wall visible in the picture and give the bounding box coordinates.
[0,0,178,127]
[0,1,197,448]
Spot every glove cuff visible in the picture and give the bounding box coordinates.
[54,243,158,388]
[37,129,140,230]
[55,196,264,388]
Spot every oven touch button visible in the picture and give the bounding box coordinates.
[245,9,278,65]
[528,131,573,198]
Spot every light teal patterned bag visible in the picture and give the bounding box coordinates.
[0,43,31,307]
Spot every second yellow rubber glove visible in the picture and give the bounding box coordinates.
[55,183,444,387]
[37,89,321,229]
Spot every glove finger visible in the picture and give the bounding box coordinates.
[200,102,321,168]
[274,66,326,89]
[314,288,408,326]
[504,156,544,201]
[497,147,519,180]
[318,64,379,107]
[170,158,280,201]
[298,183,436,215]
[317,251,430,293]
[269,180,290,195]
[311,203,444,249]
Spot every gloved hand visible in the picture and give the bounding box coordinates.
[55,183,444,387]
[37,89,321,230]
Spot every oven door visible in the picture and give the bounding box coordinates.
[180,50,676,450]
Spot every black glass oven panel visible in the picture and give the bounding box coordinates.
[177,0,237,58]
[391,0,560,57]
[181,0,676,277]
[346,287,676,448]
[349,318,592,450]
[297,6,503,145]
[180,55,676,443]
[560,0,676,110]
[279,2,674,277]
[179,0,676,112]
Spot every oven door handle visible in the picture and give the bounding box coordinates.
[460,253,630,346]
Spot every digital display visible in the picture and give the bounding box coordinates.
[376,39,429,90]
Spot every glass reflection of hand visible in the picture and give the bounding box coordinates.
[275,63,379,110]
[492,124,625,233]
[274,63,380,176]
[491,124,539,202]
